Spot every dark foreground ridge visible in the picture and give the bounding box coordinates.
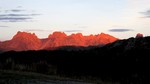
[0,36,150,84]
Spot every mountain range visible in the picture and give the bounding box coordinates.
[0,31,118,51]
[0,34,149,84]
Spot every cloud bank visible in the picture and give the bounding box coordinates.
[109,29,133,32]
[141,9,150,18]
[0,26,9,28]
[24,29,51,32]
[64,30,82,33]
[0,7,41,22]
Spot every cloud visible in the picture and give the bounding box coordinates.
[64,30,82,33]
[10,9,25,12]
[140,9,150,18]
[4,9,25,13]
[24,29,51,32]
[73,24,88,29]
[0,26,9,27]
[0,14,40,17]
[0,7,41,22]
[25,29,82,33]
[109,29,133,32]
[78,26,88,28]
[0,17,32,22]
[17,6,22,8]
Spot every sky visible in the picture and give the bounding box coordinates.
[0,0,150,41]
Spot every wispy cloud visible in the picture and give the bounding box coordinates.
[0,7,41,22]
[140,9,150,18]
[0,14,40,17]
[0,26,9,27]
[109,29,134,32]
[10,9,25,12]
[4,9,25,13]
[73,24,88,29]
[64,30,82,33]
[24,29,51,32]
[78,26,88,29]
[17,6,22,8]
[0,17,32,22]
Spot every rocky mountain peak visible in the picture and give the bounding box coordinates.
[12,31,38,40]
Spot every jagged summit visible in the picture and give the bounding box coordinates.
[48,31,67,38]
[45,31,118,48]
[0,31,41,51]
[0,31,118,51]
[12,31,38,40]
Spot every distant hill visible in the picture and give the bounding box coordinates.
[0,31,118,51]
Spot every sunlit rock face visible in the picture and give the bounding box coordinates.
[0,31,118,51]
[0,31,42,51]
[41,32,118,49]
[92,33,118,46]
[65,33,85,46]
[41,32,67,49]
[136,33,143,38]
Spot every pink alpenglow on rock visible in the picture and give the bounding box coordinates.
[136,33,143,38]
[0,31,118,51]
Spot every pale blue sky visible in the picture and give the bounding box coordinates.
[0,0,150,41]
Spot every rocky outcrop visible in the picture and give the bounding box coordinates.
[136,33,143,38]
